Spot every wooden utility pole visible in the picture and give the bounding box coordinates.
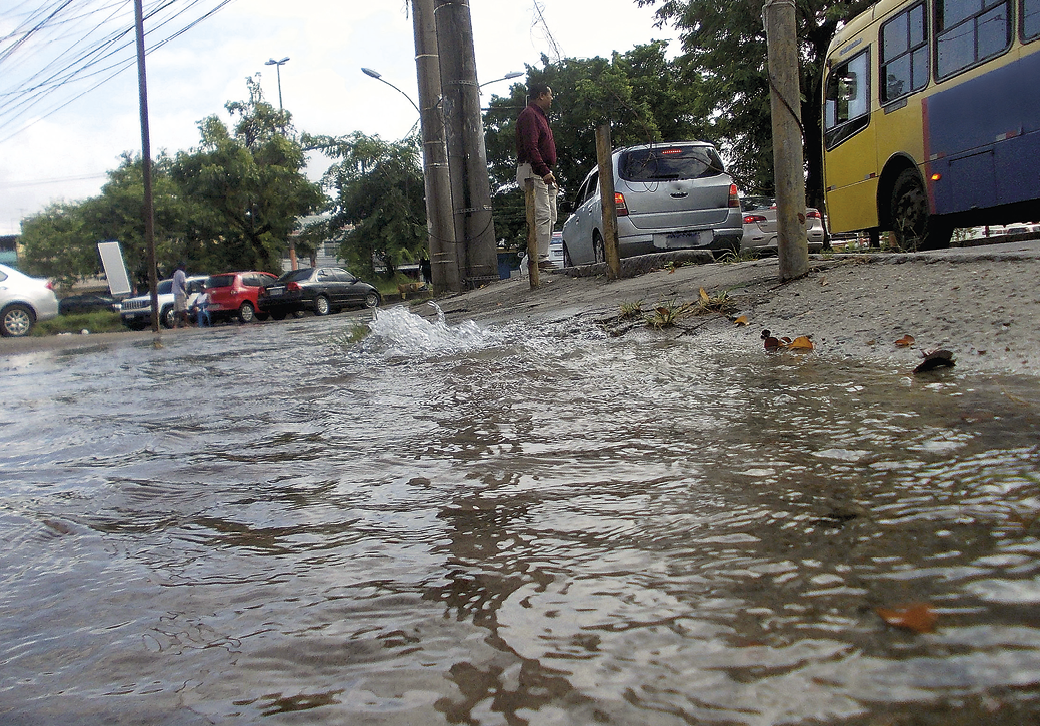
[412,0,460,292]
[434,0,499,289]
[133,0,159,336]
[595,124,621,280]
[764,0,809,282]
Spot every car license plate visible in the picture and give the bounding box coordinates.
[268,286,285,297]
[658,230,707,249]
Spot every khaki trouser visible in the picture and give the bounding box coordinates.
[517,163,558,258]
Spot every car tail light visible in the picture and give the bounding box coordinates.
[728,184,739,208]
[615,192,629,217]
[287,282,302,292]
[45,280,54,290]
[806,209,821,219]
[743,214,768,224]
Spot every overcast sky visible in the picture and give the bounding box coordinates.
[0,0,679,236]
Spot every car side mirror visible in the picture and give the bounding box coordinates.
[559,200,573,216]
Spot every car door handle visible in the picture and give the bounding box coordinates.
[671,192,688,198]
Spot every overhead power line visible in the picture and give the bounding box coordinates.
[0,0,238,145]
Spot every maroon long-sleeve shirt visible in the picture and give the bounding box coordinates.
[516,102,557,178]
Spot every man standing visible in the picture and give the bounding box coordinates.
[516,82,558,271]
[172,261,188,328]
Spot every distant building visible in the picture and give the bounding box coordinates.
[0,235,18,266]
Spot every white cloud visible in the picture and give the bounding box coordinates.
[0,0,677,235]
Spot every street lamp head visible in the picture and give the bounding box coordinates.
[361,67,382,79]
[266,57,290,66]
[504,71,523,80]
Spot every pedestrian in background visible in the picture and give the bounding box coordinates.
[516,82,558,271]
[172,261,189,328]
[193,289,211,328]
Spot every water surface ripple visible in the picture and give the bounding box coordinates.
[2,307,1040,725]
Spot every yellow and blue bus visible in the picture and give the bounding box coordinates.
[823,0,1040,250]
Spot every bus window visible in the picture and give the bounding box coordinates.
[936,0,1011,78]
[1024,0,1040,40]
[825,50,870,148]
[881,3,929,102]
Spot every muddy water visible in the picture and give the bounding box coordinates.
[2,307,1040,725]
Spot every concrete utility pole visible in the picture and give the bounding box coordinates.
[763,0,809,282]
[595,124,621,280]
[411,0,460,292]
[133,0,159,336]
[434,0,499,289]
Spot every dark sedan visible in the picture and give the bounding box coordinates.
[58,293,121,315]
[258,267,381,319]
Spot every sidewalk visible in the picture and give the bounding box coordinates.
[431,242,1040,378]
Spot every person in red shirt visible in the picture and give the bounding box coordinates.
[515,83,558,270]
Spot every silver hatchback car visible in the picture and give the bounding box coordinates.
[0,263,59,337]
[561,141,743,266]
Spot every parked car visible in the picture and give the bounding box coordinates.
[204,271,276,324]
[119,276,208,330]
[258,267,381,319]
[58,292,121,315]
[0,263,59,337]
[740,196,827,254]
[560,141,743,266]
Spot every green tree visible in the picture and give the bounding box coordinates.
[639,0,874,207]
[483,42,707,249]
[306,131,427,280]
[171,78,325,274]
[19,202,96,289]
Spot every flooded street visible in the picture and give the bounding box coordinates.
[2,306,1040,725]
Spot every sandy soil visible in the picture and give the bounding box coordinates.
[429,244,1040,378]
[6,243,1040,379]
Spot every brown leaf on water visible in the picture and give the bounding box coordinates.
[761,329,782,351]
[734,315,749,326]
[876,603,938,633]
[913,349,956,374]
[699,287,710,303]
[895,334,915,347]
[788,335,814,351]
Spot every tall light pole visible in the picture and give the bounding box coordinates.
[265,56,290,110]
[361,68,421,115]
[478,71,523,89]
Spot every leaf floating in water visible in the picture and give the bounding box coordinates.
[788,335,814,351]
[895,334,915,347]
[913,349,955,374]
[733,315,749,326]
[876,603,938,633]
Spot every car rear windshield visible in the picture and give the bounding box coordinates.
[619,145,725,182]
[208,275,235,288]
[276,269,315,283]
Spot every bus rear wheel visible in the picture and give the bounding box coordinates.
[890,169,952,252]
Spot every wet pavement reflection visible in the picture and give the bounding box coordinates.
[1,306,1039,725]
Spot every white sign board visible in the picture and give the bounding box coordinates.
[97,241,132,296]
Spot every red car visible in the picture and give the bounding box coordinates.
[204,271,277,323]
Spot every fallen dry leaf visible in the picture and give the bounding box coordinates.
[734,315,749,326]
[895,334,916,347]
[787,335,815,351]
[699,287,710,303]
[761,329,782,351]
[876,603,938,634]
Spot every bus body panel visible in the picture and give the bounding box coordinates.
[823,0,1040,236]
[925,48,1040,214]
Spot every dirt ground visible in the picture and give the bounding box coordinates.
[6,242,1040,379]
[429,242,1040,378]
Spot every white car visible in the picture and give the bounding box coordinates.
[0,263,59,337]
[119,275,208,330]
[740,196,827,254]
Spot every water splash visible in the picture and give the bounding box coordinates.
[363,303,503,357]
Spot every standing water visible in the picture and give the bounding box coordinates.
[2,307,1040,725]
